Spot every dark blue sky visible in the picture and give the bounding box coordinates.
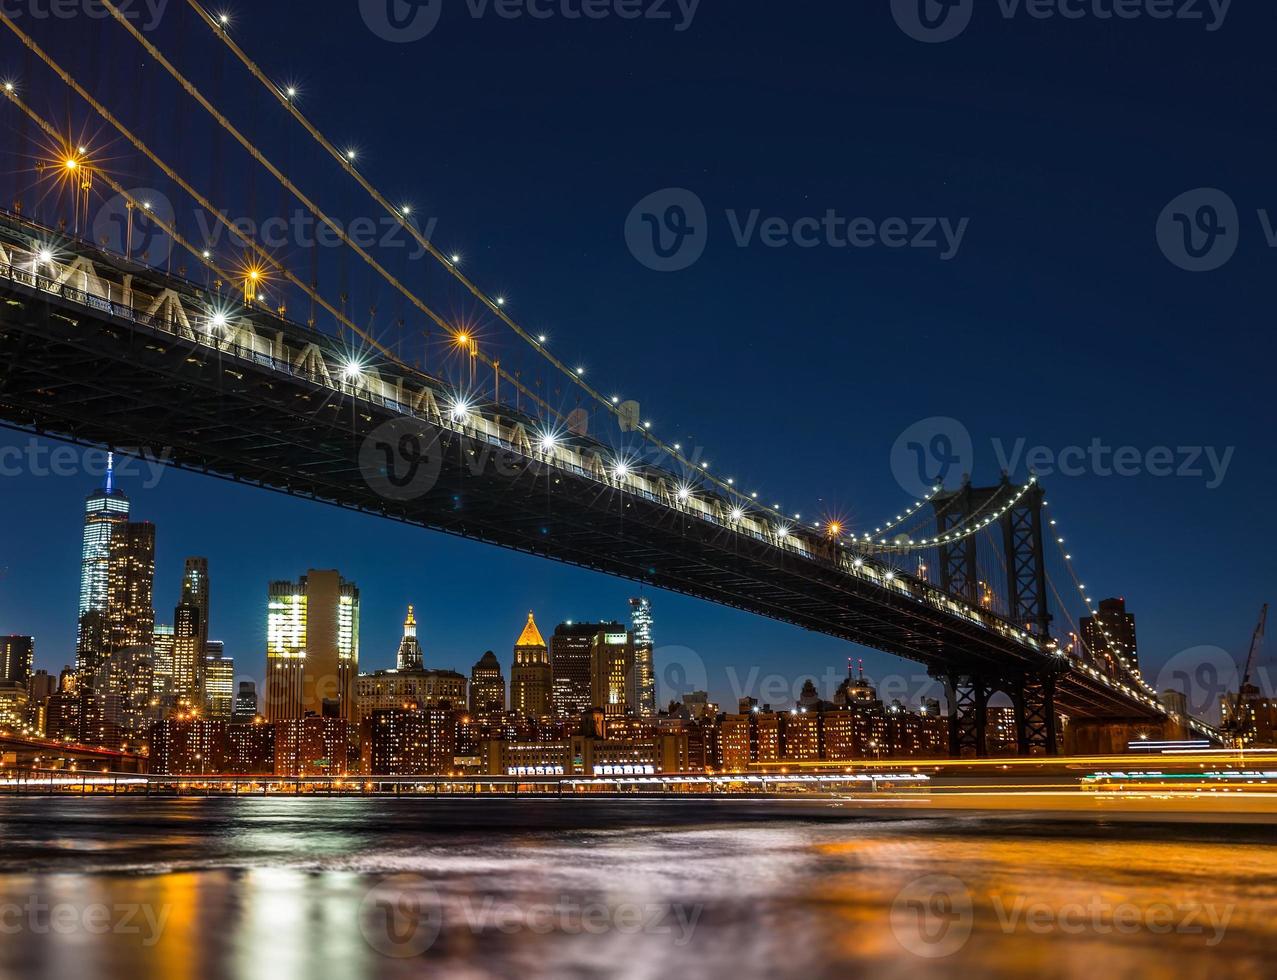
[1,0,1273,709]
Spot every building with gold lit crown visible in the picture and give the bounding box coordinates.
[510,612,551,719]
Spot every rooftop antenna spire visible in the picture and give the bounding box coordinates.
[105,451,115,493]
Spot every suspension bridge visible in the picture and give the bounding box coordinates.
[0,2,1215,756]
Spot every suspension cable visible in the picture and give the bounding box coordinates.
[177,0,774,511]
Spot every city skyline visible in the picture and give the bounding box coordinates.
[0,451,1269,716]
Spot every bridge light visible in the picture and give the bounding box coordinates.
[539,433,558,451]
[451,254,462,264]
[346,149,357,161]
[611,396,620,404]
[613,463,630,479]
[730,508,744,521]
[37,249,53,263]
[537,334,547,343]
[575,366,585,375]
[401,205,411,215]
[343,361,363,382]
[2,82,13,93]
[218,12,230,26]
[210,312,228,329]
[496,297,506,307]
[827,521,843,536]
[286,86,297,99]
[676,486,691,501]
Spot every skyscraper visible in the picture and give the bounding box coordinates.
[397,605,423,670]
[629,597,656,717]
[203,641,234,719]
[591,626,637,717]
[510,612,551,719]
[102,521,156,740]
[550,622,601,718]
[469,651,506,716]
[0,636,34,687]
[172,558,210,704]
[231,681,259,724]
[152,624,175,701]
[76,454,129,683]
[265,570,360,721]
[1081,597,1139,674]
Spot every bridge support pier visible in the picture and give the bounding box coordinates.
[937,669,1061,758]
[1014,671,1059,756]
[940,673,990,758]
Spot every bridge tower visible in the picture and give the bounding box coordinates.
[931,477,1059,757]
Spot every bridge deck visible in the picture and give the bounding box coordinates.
[0,217,1164,722]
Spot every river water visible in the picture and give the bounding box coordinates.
[0,798,1271,979]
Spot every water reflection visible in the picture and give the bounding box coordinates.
[0,800,1271,979]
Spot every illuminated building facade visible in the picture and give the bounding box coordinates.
[152,624,175,701]
[147,715,229,775]
[550,622,598,718]
[1081,597,1139,674]
[591,626,636,717]
[0,635,34,687]
[101,521,156,741]
[172,558,210,704]
[469,651,506,716]
[396,605,423,670]
[629,597,656,717]
[227,719,276,774]
[77,454,129,671]
[265,570,360,721]
[511,612,551,719]
[232,681,259,724]
[203,642,234,719]
[366,707,456,775]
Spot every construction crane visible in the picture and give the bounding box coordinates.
[1225,604,1268,743]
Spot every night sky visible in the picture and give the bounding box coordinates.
[0,0,1273,713]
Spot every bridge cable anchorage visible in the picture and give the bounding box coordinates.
[177,0,785,516]
[0,14,477,392]
[86,2,558,426]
